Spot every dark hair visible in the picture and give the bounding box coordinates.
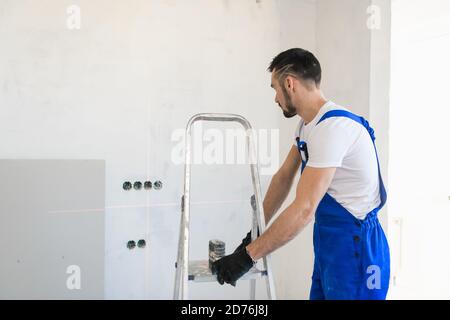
[268,48,322,87]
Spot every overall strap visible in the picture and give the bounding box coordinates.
[316,110,387,210]
[296,137,308,172]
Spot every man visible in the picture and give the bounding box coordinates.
[211,48,390,300]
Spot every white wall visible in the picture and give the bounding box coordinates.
[0,0,317,299]
[317,0,372,116]
[388,0,450,299]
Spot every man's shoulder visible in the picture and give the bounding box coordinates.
[316,103,350,122]
[311,105,363,140]
[314,104,361,128]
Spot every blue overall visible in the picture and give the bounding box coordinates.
[296,110,390,300]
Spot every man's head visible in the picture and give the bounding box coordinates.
[268,48,322,118]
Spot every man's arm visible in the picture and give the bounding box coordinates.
[246,166,336,261]
[263,145,301,224]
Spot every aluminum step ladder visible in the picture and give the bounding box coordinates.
[173,113,277,300]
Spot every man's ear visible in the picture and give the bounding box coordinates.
[285,76,295,92]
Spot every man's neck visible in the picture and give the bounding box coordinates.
[300,96,328,125]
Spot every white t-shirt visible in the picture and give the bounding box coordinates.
[293,101,381,220]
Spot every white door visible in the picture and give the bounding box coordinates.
[388,0,450,299]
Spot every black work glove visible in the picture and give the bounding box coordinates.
[233,230,260,254]
[211,248,255,287]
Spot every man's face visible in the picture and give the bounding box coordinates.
[271,72,297,118]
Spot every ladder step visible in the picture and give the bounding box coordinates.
[188,260,267,282]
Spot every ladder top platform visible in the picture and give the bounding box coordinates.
[188,260,266,283]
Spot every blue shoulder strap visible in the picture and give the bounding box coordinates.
[316,110,387,210]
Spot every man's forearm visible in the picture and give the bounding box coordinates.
[247,166,335,261]
[263,171,296,224]
[246,201,314,261]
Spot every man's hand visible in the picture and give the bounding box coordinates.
[211,248,254,287]
[233,230,259,254]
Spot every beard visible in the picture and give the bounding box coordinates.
[282,106,297,118]
[280,87,297,118]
